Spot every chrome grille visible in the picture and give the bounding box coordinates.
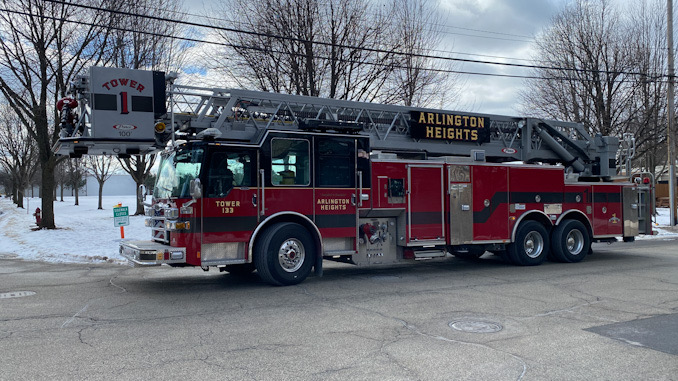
[148,208,168,243]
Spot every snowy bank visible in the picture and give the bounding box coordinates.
[0,195,145,264]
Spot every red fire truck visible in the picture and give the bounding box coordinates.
[55,67,653,286]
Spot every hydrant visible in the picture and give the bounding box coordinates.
[33,207,41,226]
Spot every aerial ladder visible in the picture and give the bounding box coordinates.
[55,67,621,180]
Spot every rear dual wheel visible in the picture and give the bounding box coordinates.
[507,221,549,266]
[550,220,590,263]
[254,222,315,286]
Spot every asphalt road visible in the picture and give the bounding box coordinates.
[1,238,677,380]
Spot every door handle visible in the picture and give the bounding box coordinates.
[260,169,266,216]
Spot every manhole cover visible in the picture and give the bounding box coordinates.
[0,291,36,299]
[449,320,503,333]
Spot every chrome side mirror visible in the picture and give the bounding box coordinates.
[138,184,152,206]
[190,179,202,199]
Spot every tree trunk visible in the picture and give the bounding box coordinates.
[39,156,56,229]
[98,180,104,210]
[16,189,24,208]
[74,185,79,206]
[135,179,143,215]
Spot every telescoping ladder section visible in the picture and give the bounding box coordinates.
[55,67,618,177]
[168,84,617,177]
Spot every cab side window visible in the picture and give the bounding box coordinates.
[271,138,310,186]
[207,151,253,197]
[316,138,353,187]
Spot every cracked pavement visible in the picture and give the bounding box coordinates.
[1,238,677,380]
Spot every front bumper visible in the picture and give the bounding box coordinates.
[120,240,187,267]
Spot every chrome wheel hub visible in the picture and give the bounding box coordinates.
[566,229,584,255]
[524,231,544,258]
[278,238,305,272]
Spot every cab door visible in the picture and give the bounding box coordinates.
[201,146,259,264]
[314,136,358,239]
[261,135,314,218]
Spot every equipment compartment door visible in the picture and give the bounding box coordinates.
[592,185,623,236]
[449,165,473,245]
[472,165,509,240]
[407,165,445,244]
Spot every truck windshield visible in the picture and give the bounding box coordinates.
[153,147,204,199]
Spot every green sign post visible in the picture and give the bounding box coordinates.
[113,205,129,239]
[113,206,129,227]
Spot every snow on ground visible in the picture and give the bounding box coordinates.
[639,207,678,239]
[0,196,145,264]
[0,195,677,265]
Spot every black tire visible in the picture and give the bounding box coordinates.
[452,246,486,260]
[550,220,590,263]
[254,222,315,286]
[507,221,550,266]
[224,263,256,276]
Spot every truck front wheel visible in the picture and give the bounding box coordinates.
[254,222,315,286]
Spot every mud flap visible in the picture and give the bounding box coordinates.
[314,253,323,277]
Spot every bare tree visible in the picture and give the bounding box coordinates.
[0,0,114,228]
[521,0,669,178]
[0,107,39,208]
[118,155,156,215]
[385,0,458,107]
[0,169,11,198]
[108,0,188,74]
[521,0,634,136]
[84,155,114,210]
[66,158,85,206]
[625,0,668,178]
[54,160,68,202]
[210,0,452,105]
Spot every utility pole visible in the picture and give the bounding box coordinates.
[668,0,677,225]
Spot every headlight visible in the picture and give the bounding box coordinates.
[164,207,179,220]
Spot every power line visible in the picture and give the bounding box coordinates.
[439,24,534,40]
[37,0,661,79]
[136,0,541,62]
[0,7,538,81]
[2,2,665,82]
[188,12,537,61]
